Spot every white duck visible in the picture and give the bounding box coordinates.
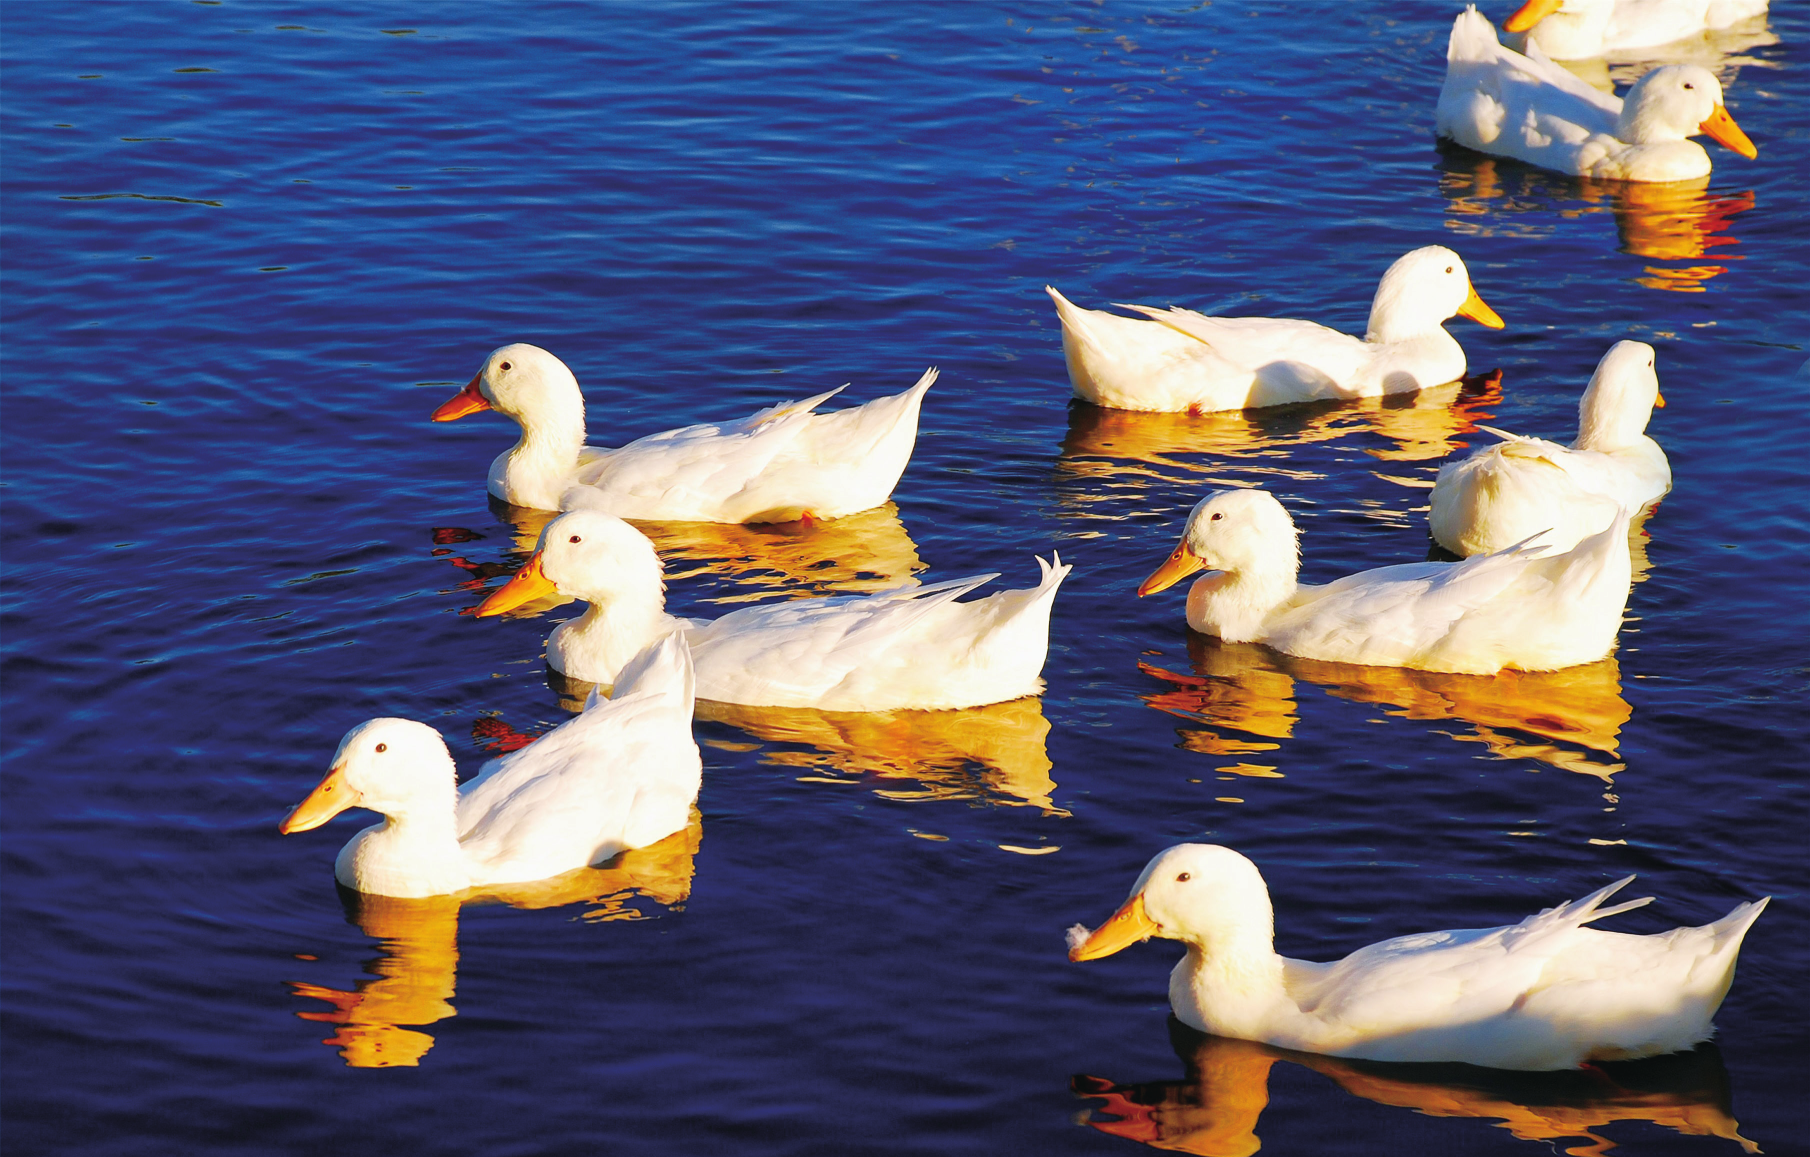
[1504,0,1769,60]
[1438,6,1757,182]
[279,633,701,899]
[1068,844,1768,1071]
[1046,246,1503,415]
[475,502,1070,711]
[1430,340,1670,557]
[1139,488,1631,674]
[432,343,934,521]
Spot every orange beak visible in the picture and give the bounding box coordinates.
[280,764,362,834]
[475,551,559,617]
[431,372,492,422]
[1139,542,1205,597]
[1698,105,1757,160]
[1070,893,1160,962]
[1456,285,1505,329]
[1502,0,1562,33]
[1653,391,1666,408]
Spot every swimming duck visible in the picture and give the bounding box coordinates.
[1139,488,1631,674]
[279,633,701,898]
[1438,6,1757,182]
[1046,246,1503,414]
[432,343,934,520]
[1504,0,1769,61]
[1430,340,1670,557]
[475,503,1069,711]
[1068,843,1768,1071]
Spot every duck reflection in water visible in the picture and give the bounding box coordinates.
[1142,635,1630,781]
[1056,372,1503,515]
[1073,1020,1757,1156]
[287,819,701,1069]
[1440,151,1755,293]
[434,497,926,614]
[532,669,1063,814]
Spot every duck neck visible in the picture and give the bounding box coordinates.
[553,582,686,687]
[1173,919,1287,1039]
[335,788,470,898]
[1186,564,1298,643]
[1572,387,1646,453]
[496,395,587,510]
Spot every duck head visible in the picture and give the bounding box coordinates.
[1619,66,1756,158]
[1575,340,1664,452]
[432,343,588,432]
[1069,844,1276,961]
[1140,489,1300,597]
[280,718,457,833]
[1365,246,1502,345]
[475,506,666,616]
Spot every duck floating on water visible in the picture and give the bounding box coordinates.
[1438,6,1757,182]
[477,503,1069,712]
[1504,0,1769,61]
[280,633,700,898]
[1430,340,1670,557]
[433,343,933,521]
[1047,246,1502,414]
[1069,843,1768,1071]
[1139,487,1631,675]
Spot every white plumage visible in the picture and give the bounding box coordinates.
[1139,488,1632,674]
[432,343,932,520]
[476,506,1069,712]
[1046,246,1503,414]
[280,633,701,899]
[1437,6,1757,181]
[1503,0,1769,61]
[1069,844,1769,1071]
[1430,340,1670,557]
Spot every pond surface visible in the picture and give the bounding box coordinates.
[3,3,1805,1154]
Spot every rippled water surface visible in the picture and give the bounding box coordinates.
[4,3,1806,1154]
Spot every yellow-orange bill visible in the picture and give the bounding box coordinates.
[280,765,361,834]
[1070,893,1159,962]
[1457,286,1505,329]
[475,552,558,618]
[1654,391,1666,408]
[1139,543,1205,597]
[431,372,491,422]
[1698,105,1757,159]
[1502,0,1562,33]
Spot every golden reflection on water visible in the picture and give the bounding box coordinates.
[1143,636,1630,781]
[1073,1027,1757,1156]
[1055,378,1503,524]
[1440,155,1755,294]
[697,696,1064,814]
[287,819,701,1068]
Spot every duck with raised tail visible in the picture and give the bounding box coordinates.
[1438,6,1757,182]
[1503,0,1770,61]
[1139,488,1631,674]
[1047,246,1503,414]
[432,343,934,521]
[279,633,701,899]
[1068,844,1768,1071]
[1430,340,1670,557]
[475,502,1070,712]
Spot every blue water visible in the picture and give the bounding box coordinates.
[3,3,1806,1154]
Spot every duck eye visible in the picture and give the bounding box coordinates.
[500,361,512,371]
[569,534,582,544]
[1210,512,1223,521]
[1445,266,1454,274]
[375,743,387,753]
[1177,872,1192,882]
[1683,83,1694,90]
